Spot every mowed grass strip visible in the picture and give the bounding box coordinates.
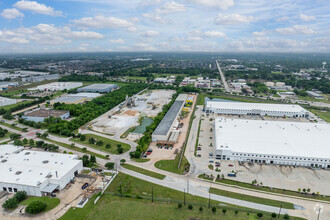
[70,134,130,155]
[20,197,60,212]
[210,188,294,209]
[121,164,166,180]
[41,137,108,159]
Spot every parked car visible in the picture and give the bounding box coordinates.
[209,152,213,156]
[209,160,214,163]
[228,164,233,167]
[197,147,201,150]
[197,154,201,157]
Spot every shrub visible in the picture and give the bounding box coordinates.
[15,191,27,202]
[106,144,111,149]
[257,213,263,218]
[178,203,182,208]
[105,162,115,170]
[199,207,203,212]
[2,198,18,209]
[222,209,227,215]
[188,204,193,210]
[235,210,238,215]
[25,201,47,214]
[271,213,277,218]
[120,159,126,164]
[212,207,216,213]
[283,214,290,220]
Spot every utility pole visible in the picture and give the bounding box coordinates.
[278,202,282,218]
[187,180,189,194]
[317,207,321,220]
[208,190,211,208]
[152,186,153,203]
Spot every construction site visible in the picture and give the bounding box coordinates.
[90,90,175,137]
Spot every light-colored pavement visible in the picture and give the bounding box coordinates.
[216,60,230,93]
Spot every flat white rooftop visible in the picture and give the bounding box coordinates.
[68,93,101,98]
[0,145,81,187]
[215,118,330,159]
[207,101,307,113]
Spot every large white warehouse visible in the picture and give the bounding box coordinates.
[214,118,330,168]
[206,101,308,118]
[0,97,17,107]
[29,82,83,91]
[0,145,83,197]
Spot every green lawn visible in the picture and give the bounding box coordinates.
[298,95,330,104]
[308,108,330,122]
[210,188,294,209]
[131,158,150,163]
[41,137,108,159]
[196,93,207,105]
[125,76,147,82]
[0,122,26,132]
[60,173,304,220]
[70,134,130,155]
[215,178,330,202]
[154,154,190,175]
[121,164,166,180]
[20,197,60,212]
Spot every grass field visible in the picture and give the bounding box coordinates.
[41,137,108,159]
[82,81,128,87]
[155,154,189,175]
[121,164,166,180]
[308,108,330,122]
[215,178,330,202]
[131,158,150,163]
[60,173,304,220]
[298,95,330,104]
[0,122,26,132]
[0,100,35,111]
[125,76,147,81]
[210,188,294,209]
[70,134,130,155]
[20,197,60,212]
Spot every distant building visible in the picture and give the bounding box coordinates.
[306,91,324,99]
[77,84,118,93]
[30,82,83,91]
[22,74,60,82]
[154,78,175,84]
[0,145,82,196]
[22,109,70,122]
[0,97,17,107]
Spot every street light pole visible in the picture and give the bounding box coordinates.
[278,202,282,218]
[183,188,186,206]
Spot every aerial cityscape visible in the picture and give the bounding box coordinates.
[0,1,329,220]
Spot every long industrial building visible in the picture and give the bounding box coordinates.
[0,97,17,107]
[152,94,187,144]
[0,145,83,196]
[30,82,83,91]
[77,84,118,93]
[214,118,330,168]
[22,109,70,122]
[206,101,308,117]
[50,93,101,105]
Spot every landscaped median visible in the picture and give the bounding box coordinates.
[41,137,108,159]
[70,134,130,155]
[209,188,295,210]
[121,163,166,180]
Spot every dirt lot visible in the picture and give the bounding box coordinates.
[197,113,330,195]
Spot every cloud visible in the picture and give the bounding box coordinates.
[0,24,103,45]
[204,31,226,38]
[186,0,234,10]
[71,15,134,29]
[156,1,186,14]
[276,25,315,35]
[109,38,124,44]
[14,0,63,16]
[142,30,159,37]
[1,8,24,19]
[252,31,265,36]
[215,13,253,25]
[299,13,316,22]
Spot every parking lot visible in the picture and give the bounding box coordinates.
[195,112,330,195]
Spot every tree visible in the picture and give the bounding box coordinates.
[3,112,13,120]
[178,203,182,208]
[22,138,28,145]
[82,155,90,167]
[15,191,27,202]
[199,207,203,212]
[80,135,86,141]
[120,159,126,164]
[188,204,193,210]
[41,132,48,138]
[14,139,23,146]
[303,188,306,193]
[298,188,301,193]
[89,138,95,144]
[117,146,124,154]
[90,155,96,163]
[307,188,311,193]
[257,213,263,218]
[36,141,44,147]
[222,209,227,215]
[25,201,47,214]
[29,139,35,146]
[105,162,115,170]
[212,207,216,213]
[271,213,277,218]
[96,140,103,146]
[10,133,21,140]
[2,198,18,209]
[36,132,41,137]
[82,147,87,152]
[106,144,111,149]
[235,210,238,215]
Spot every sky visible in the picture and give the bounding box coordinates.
[0,0,329,53]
